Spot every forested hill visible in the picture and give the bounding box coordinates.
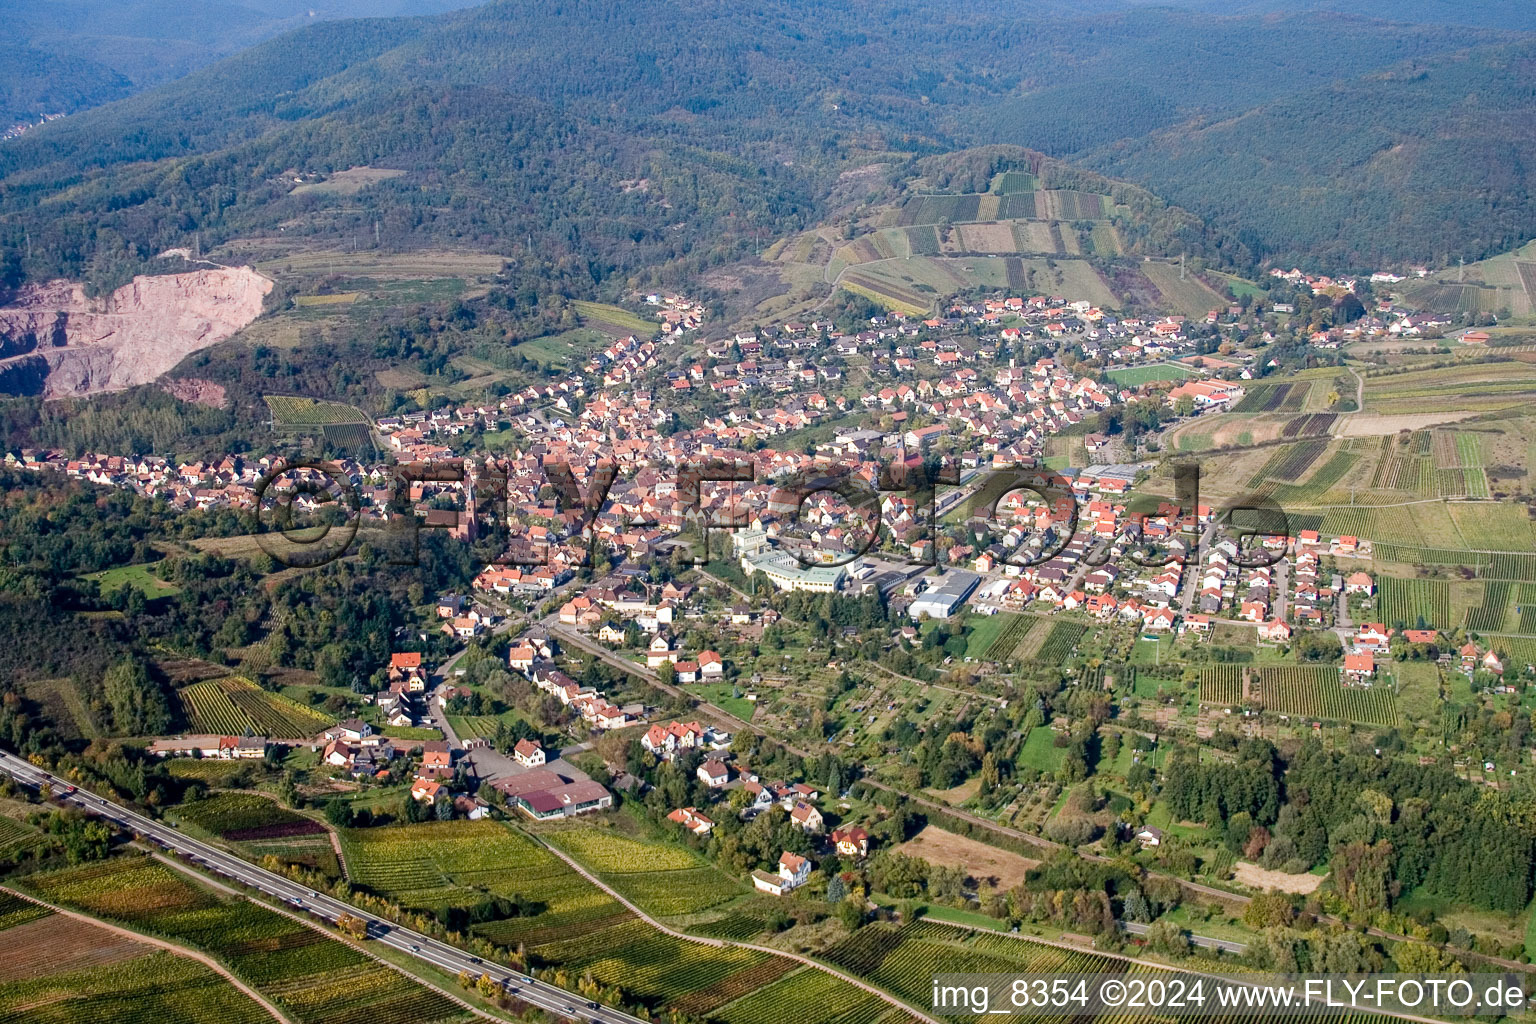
[1084,39,1536,271]
[0,0,1526,294]
[1,0,486,127]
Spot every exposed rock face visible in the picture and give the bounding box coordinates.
[0,267,271,398]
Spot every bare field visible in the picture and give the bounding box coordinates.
[288,166,405,196]
[1232,861,1324,894]
[1336,411,1480,436]
[898,825,1039,891]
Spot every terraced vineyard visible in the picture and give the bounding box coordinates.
[179,677,333,738]
[1197,665,1244,705]
[23,856,469,1024]
[1253,666,1398,726]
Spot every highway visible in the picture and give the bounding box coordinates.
[0,750,641,1024]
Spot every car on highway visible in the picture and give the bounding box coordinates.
[410,944,420,952]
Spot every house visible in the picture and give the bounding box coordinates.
[641,720,706,757]
[1343,652,1375,683]
[411,779,444,803]
[752,851,812,895]
[1356,623,1390,649]
[1345,572,1375,596]
[513,738,546,768]
[698,650,725,678]
[328,719,373,742]
[646,634,678,668]
[322,739,354,769]
[1134,826,1163,849]
[419,740,454,778]
[1259,618,1292,642]
[789,801,824,833]
[508,644,537,672]
[667,806,716,836]
[832,826,870,858]
[697,759,731,788]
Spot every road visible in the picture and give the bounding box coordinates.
[0,751,643,1024]
[1119,919,1246,955]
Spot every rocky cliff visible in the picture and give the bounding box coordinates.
[0,267,271,397]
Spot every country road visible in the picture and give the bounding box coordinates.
[0,751,646,1024]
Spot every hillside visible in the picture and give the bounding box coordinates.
[1085,40,1536,270]
[0,0,1520,297]
[1,0,484,127]
[741,146,1240,322]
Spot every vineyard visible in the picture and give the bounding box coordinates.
[263,395,369,427]
[1377,577,1452,631]
[1197,665,1244,705]
[713,964,893,1024]
[981,614,1038,661]
[170,793,323,841]
[340,820,632,945]
[23,856,469,1024]
[1253,666,1398,726]
[1466,581,1514,632]
[0,945,276,1024]
[1035,621,1085,663]
[821,920,1117,1024]
[179,676,333,737]
[547,827,744,916]
[1232,382,1308,413]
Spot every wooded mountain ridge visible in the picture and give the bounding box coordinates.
[0,0,1530,295]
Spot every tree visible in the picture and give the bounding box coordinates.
[101,656,171,735]
[827,875,847,903]
[838,897,866,931]
[1144,919,1189,956]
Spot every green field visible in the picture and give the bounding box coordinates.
[1105,363,1196,386]
[1377,576,1453,631]
[80,563,181,599]
[1015,726,1067,771]
[1139,261,1229,318]
[571,300,656,336]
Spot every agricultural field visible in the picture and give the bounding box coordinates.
[1232,382,1310,414]
[821,920,1115,1024]
[263,395,369,427]
[1253,666,1398,727]
[341,820,629,944]
[23,856,468,1024]
[1398,239,1536,318]
[711,963,894,1024]
[1197,665,1244,705]
[1036,621,1086,663]
[1138,262,1228,319]
[1449,502,1536,551]
[1465,581,1515,633]
[81,562,181,600]
[536,917,813,1017]
[1321,501,1463,548]
[545,826,745,916]
[171,792,325,842]
[1364,363,1536,416]
[1376,576,1452,631]
[570,300,656,337]
[1105,363,1196,387]
[980,614,1039,661]
[179,676,334,738]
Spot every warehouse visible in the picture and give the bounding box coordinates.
[908,571,981,620]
